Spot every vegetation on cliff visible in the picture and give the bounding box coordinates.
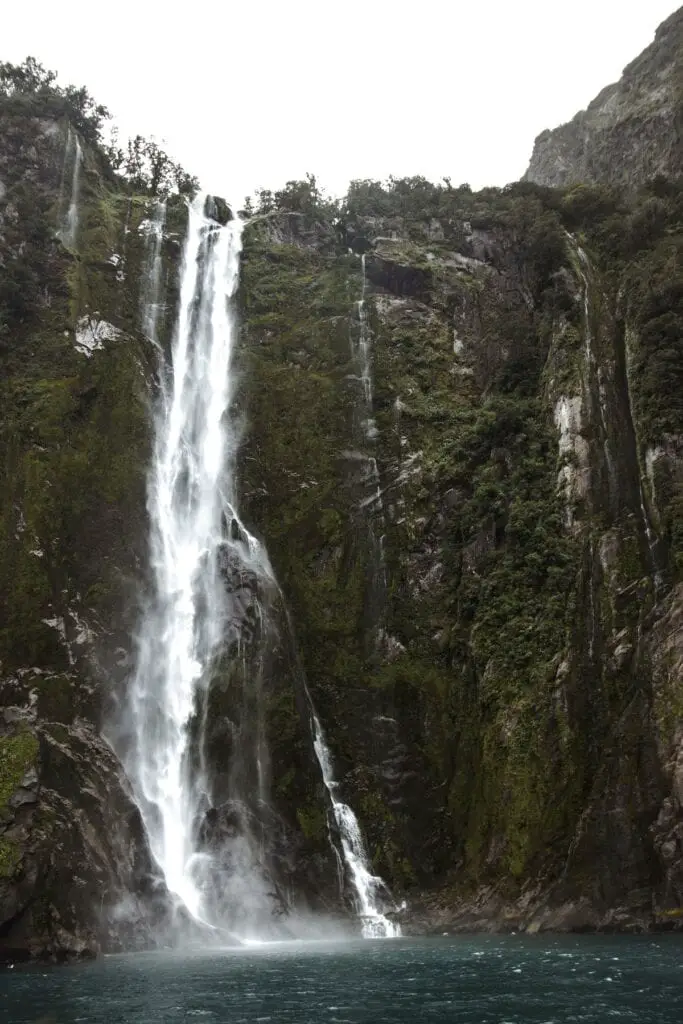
[0,57,198,197]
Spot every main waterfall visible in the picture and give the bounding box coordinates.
[118,194,401,942]
[125,196,248,927]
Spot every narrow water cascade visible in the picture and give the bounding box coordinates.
[356,255,375,426]
[58,128,82,248]
[354,255,381,467]
[350,254,388,626]
[308,252,403,936]
[312,713,402,937]
[139,200,167,345]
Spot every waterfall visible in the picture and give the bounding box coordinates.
[356,255,375,429]
[58,128,82,249]
[354,254,379,446]
[124,195,250,928]
[312,714,401,937]
[298,256,400,936]
[118,196,401,942]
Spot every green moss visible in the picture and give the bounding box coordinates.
[35,675,75,723]
[238,182,601,889]
[0,119,160,671]
[0,729,39,811]
[296,804,327,842]
[0,838,21,878]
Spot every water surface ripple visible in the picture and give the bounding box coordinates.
[2,935,682,1023]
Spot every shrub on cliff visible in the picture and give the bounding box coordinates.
[0,57,198,198]
[0,56,110,145]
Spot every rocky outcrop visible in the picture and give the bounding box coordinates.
[525,9,683,189]
[0,673,166,960]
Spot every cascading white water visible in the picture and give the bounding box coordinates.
[356,254,387,524]
[312,714,401,937]
[356,255,374,423]
[354,254,379,442]
[126,195,246,925]
[58,129,82,249]
[123,198,401,941]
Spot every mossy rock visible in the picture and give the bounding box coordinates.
[0,728,39,811]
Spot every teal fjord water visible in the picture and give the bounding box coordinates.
[1,935,683,1024]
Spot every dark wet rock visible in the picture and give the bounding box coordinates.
[0,677,169,962]
[204,195,233,225]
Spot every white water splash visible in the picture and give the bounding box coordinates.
[124,196,245,924]
[312,714,401,937]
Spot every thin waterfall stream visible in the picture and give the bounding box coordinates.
[312,713,402,937]
[57,127,82,248]
[351,254,388,623]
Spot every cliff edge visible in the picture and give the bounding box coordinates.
[524,9,683,189]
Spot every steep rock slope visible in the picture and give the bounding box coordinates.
[0,92,179,959]
[238,173,683,931]
[525,8,683,189]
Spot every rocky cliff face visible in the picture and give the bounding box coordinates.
[1,35,683,960]
[525,8,683,190]
[237,172,683,932]
[0,95,184,959]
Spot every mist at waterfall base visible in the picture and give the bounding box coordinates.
[106,194,400,945]
[4,936,683,1023]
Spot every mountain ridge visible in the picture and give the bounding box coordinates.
[524,7,683,189]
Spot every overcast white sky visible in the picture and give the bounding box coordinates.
[3,1,680,203]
